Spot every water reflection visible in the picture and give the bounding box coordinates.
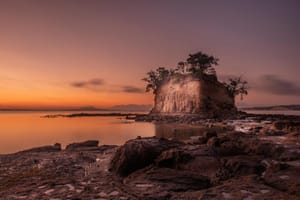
[0,112,154,154]
[155,123,206,141]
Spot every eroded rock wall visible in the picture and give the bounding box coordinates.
[151,74,236,117]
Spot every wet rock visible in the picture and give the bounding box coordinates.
[125,167,211,193]
[197,175,298,200]
[66,140,99,150]
[20,143,61,153]
[207,132,248,156]
[110,137,182,176]
[155,145,220,181]
[155,148,193,168]
[204,130,217,139]
[262,162,300,197]
[196,130,218,144]
[220,156,265,177]
[264,130,287,136]
[273,120,300,132]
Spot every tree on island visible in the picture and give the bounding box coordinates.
[223,76,248,101]
[142,51,219,94]
[175,51,219,76]
[142,51,248,102]
[142,67,173,94]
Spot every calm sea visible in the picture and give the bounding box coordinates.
[0,111,154,154]
[1,110,299,154]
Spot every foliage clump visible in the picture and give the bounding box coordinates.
[223,76,248,101]
[142,51,248,101]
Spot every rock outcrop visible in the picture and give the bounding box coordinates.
[151,74,236,118]
[109,137,182,176]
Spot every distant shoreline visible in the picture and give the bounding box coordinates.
[242,104,300,111]
[41,112,146,119]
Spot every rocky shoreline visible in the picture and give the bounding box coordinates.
[0,114,300,199]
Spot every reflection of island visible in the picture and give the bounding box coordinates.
[155,123,234,141]
[155,124,204,140]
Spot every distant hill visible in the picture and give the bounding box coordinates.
[0,107,108,112]
[0,105,153,112]
[243,105,300,111]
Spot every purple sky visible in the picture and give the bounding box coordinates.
[0,0,299,107]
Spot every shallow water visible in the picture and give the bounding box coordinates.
[1,109,299,154]
[0,111,155,154]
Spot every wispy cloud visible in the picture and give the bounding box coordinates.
[71,78,104,88]
[70,79,145,94]
[256,75,300,96]
[121,85,144,93]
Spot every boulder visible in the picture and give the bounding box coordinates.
[207,133,247,156]
[220,155,265,177]
[110,137,182,176]
[20,143,61,153]
[155,145,220,180]
[155,148,193,168]
[66,140,99,150]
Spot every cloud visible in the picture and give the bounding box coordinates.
[256,75,300,96]
[70,79,145,94]
[71,78,104,88]
[122,85,145,93]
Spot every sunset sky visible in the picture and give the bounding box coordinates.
[0,0,299,108]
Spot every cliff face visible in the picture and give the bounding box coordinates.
[151,74,236,117]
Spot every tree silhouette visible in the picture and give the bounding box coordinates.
[142,67,172,94]
[223,76,248,101]
[186,51,219,75]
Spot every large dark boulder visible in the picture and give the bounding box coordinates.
[110,137,182,176]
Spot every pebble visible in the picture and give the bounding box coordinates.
[44,189,55,195]
[279,175,289,180]
[136,184,154,188]
[240,190,250,194]
[99,192,108,197]
[66,184,75,191]
[109,191,119,196]
[222,192,231,199]
[260,190,270,194]
[9,195,27,199]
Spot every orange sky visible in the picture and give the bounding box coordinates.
[0,1,299,108]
